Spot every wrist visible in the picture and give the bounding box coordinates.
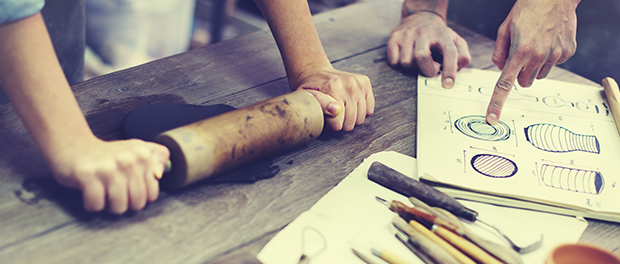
[401,0,448,21]
[402,8,446,22]
[288,62,334,90]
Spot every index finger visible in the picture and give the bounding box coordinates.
[440,42,459,88]
[485,61,522,124]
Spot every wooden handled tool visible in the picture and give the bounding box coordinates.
[367,162,478,221]
[602,77,620,135]
[154,90,324,188]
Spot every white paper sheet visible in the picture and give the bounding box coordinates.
[257,151,588,264]
[417,68,620,216]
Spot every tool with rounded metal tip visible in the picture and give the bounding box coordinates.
[368,162,542,257]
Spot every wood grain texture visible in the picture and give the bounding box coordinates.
[0,0,616,263]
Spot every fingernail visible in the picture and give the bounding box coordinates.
[154,162,167,180]
[327,103,341,116]
[443,77,454,89]
[487,113,498,125]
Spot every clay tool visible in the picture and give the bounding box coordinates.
[381,195,523,263]
[298,227,326,264]
[370,246,413,264]
[351,246,385,264]
[368,162,478,221]
[123,90,324,188]
[406,217,476,264]
[409,197,525,264]
[602,77,620,135]
[392,216,461,264]
[415,218,502,264]
[368,161,542,254]
[376,196,463,235]
[393,231,435,264]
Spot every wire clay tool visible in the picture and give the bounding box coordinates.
[367,161,542,254]
[297,227,326,264]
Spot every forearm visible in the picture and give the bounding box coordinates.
[0,13,94,163]
[401,0,448,21]
[253,0,331,88]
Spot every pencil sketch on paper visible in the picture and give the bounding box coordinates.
[540,164,604,195]
[425,78,472,91]
[524,123,600,154]
[425,78,538,102]
[477,86,538,103]
[455,115,511,141]
[471,154,518,178]
[424,79,608,115]
[542,96,602,114]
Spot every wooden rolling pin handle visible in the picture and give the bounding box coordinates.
[155,90,324,188]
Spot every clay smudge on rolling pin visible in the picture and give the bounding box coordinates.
[275,105,286,117]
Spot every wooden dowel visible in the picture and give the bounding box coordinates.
[603,77,620,136]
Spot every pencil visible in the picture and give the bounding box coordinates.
[603,77,620,135]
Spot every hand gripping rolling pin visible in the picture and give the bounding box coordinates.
[154,90,324,188]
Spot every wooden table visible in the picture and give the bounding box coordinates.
[1,0,619,262]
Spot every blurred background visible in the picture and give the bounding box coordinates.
[81,0,358,80]
[42,0,620,85]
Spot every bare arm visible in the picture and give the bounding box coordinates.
[0,13,169,214]
[253,0,374,131]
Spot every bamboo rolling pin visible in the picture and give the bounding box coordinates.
[155,90,324,188]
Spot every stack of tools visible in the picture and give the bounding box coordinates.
[367,161,543,264]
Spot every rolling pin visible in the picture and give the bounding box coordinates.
[154,90,324,188]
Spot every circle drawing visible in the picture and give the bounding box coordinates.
[471,154,518,178]
[454,115,511,141]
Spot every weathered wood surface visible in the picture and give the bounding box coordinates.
[0,0,617,263]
